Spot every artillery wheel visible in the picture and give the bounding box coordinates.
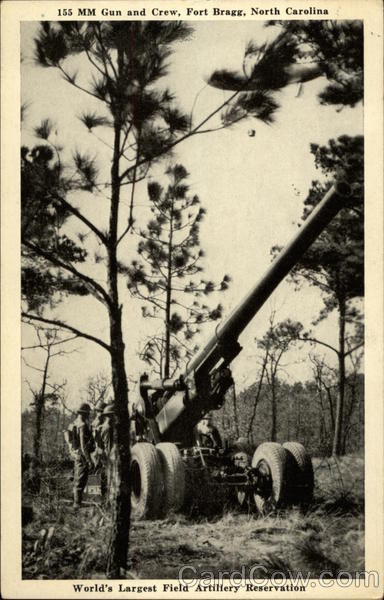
[283,442,314,505]
[251,442,291,515]
[130,443,163,520]
[156,443,185,515]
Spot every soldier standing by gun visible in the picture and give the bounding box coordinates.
[91,401,106,467]
[100,403,116,504]
[65,403,94,509]
[91,401,107,500]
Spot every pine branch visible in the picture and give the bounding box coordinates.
[93,23,118,80]
[58,65,107,104]
[22,239,111,307]
[297,336,338,355]
[119,89,241,183]
[21,334,78,350]
[21,312,111,352]
[54,195,107,245]
[344,341,364,357]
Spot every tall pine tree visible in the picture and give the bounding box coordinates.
[127,164,230,378]
[274,135,364,455]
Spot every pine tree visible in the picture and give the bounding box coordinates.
[127,164,230,378]
[21,143,89,311]
[274,135,364,455]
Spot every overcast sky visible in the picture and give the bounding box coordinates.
[21,20,363,410]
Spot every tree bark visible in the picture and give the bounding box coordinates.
[106,310,131,578]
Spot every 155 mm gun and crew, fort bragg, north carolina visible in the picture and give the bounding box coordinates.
[117,182,352,519]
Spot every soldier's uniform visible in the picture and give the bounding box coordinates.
[68,403,94,508]
[100,404,116,504]
[91,401,107,499]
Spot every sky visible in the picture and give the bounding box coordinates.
[20,20,363,410]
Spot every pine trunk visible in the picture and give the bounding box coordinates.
[106,313,131,578]
[106,77,132,576]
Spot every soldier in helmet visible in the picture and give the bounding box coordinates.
[66,402,94,508]
[194,413,222,450]
[101,403,115,455]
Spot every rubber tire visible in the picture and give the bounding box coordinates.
[156,442,185,515]
[130,443,163,520]
[283,442,314,505]
[251,442,291,515]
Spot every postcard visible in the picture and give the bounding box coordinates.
[1,1,383,598]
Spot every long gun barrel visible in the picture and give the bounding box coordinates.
[186,182,351,379]
[152,182,351,443]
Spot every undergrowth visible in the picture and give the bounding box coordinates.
[22,455,364,579]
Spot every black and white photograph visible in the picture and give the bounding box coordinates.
[1,1,383,598]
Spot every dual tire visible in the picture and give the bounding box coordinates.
[252,442,291,514]
[130,440,313,519]
[130,442,185,520]
[238,441,313,515]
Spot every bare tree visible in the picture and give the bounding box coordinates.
[256,313,305,441]
[83,371,112,408]
[22,326,77,486]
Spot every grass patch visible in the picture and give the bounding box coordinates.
[23,455,364,579]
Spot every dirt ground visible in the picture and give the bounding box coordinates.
[22,455,364,579]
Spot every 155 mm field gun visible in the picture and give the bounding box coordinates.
[127,182,351,519]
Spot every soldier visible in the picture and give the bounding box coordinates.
[91,400,107,500]
[194,413,223,449]
[100,403,116,504]
[66,403,94,509]
[91,401,106,468]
